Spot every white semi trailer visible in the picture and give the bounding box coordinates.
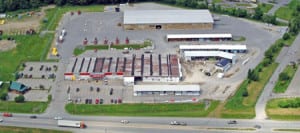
[57,120,86,128]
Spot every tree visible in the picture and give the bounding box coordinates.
[242,90,249,97]
[0,93,8,101]
[282,33,290,40]
[15,95,25,103]
[30,0,41,8]
[279,72,290,81]
[253,7,263,20]
[262,14,277,25]
[0,0,6,13]
[54,0,66,6]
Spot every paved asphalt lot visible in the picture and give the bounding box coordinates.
[52,3,286,102]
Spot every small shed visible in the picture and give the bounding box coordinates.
[215,59,231,72]
[9,81,28,94]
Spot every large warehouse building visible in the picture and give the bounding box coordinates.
[64,54,182,84]
[123,10,214,30]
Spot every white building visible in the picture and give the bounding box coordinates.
[133,85,201,96]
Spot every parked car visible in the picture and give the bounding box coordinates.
[90,86,93,91]
[110,88,113,95]
[96,87,100,92]
[114,99,118,104]
[54,116,63,120]
[120,120,129,124]
[110,99,114,103]
[2,113,12,117]
[0,118,3,122]
[30,115,37,119]
[100,99,104,104]
[76,88,80,92]
[95,99,99,104]
[227,120,237,124]
[118,98,122,104]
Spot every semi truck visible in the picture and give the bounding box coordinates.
[57,120,86,128]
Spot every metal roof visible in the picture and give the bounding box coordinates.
[124,10,214,24]
[184,51,236,60]
[134,85,200,92]
[180,44,247,50]
[167,34,232,39]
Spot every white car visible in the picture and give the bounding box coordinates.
[54,116,63,120]
[120,120,129,124]
[0,118,3,122]
[170,121,187,126]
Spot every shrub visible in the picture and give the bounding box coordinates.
[279,72,290,81]
[282,33,290,40]
[15,95,25,103]
[48,94,52,102]
[0,93,8,101]
[242,91,249,97]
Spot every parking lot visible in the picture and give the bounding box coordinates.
[53,2,286,102]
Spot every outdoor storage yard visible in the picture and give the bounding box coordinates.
[3,2,286,105]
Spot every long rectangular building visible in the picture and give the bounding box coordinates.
[123,10,214,30]
[64,54,182,83]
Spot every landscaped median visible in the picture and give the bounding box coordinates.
[0,125,71,133]
[266,98,300,120]
[65,101,219,117]
[73,40,152,56]
[221,63,278,119]
[273,65,298,93]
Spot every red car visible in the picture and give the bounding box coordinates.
[3,112,12,117]
[95,99,99,104]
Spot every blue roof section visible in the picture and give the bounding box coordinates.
[216,59,230,67]
[10,81,28,92]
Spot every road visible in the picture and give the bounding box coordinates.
[3,114,300,133]
[255,33,300,120]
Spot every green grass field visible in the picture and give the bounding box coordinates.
[212,0,223,3]
[221,63,278,118]
[267,98,300,120]
[275,0,299,20]
[0,125,71,133]
[73,42,152,56]
[274,129,300,132]
[66,101,219,117]
[274,65,298,93]
[258,3,274,13]
[42,5,104,31]
[0,101,48,113]
[0,34,53,81]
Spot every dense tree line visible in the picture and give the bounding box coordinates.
[0,0,154,13]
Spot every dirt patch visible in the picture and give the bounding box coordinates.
[0,40,16,51]
[0,5,55,34]
[181,59,217,83]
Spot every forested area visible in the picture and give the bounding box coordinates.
[0,0,207,13]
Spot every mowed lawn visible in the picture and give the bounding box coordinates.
[42,5,104,31]
[275,0,299,20]
[0,34,53,81]
[221,63,278,118]
[0,125,71,133]
[274,65,298,93]
[66,101,219,117]
[267,98,300,120]
[258,3,273,13]
[0,101,48,114]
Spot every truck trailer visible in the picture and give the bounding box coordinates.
[57,120,85,128]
